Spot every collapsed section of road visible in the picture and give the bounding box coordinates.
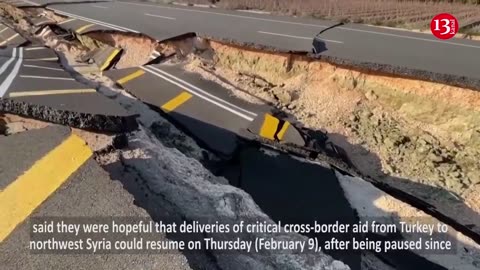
[1,2,479,269]
[0,46,137,132]
[0,23,27,47]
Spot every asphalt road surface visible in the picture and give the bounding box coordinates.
[26,0,480,80]
[0,126,191,270]
[0,46,136,132]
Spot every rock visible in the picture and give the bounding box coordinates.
[271,88,293,104]
[468,171,480,184]
[445,178,464,191]
[286,103,296,110]
[360,110,373,119]
[373,132,384,144]
[437,163,451,174]
[448,171,461,179]
[427,152,444,163]
[416,144,431,154]
[193,37,210,51]
[365,90,378,101]
[383,137,395,148]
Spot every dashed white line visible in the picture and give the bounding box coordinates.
[119,1,329,28]
[145,13,176,20]
[120,1,479,48]
[142,65,256,121]
[91,5,108,9]
[0,48,23,98]
[336,26,480,49]
[23,64,64,71]
[0,27,9,34]
[258,31,344,44]
[19,75,74,81]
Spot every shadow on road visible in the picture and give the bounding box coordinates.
[95,103,478,269]
[0,113,6,135]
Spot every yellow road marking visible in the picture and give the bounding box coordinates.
[75,23,95,34]
[277,121,290,140]
[0,33,19,46]
[0,134,92,242]
[100,48,121,71]
[116,69,145,85]
[58,18,76,25]
[8,89,96,98]
[161,92,193,112]
[260,114,280,140]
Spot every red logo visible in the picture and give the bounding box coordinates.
[430,13,458,40]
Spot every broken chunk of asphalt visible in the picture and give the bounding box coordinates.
[55,17,110,35]
[80,45,122,71]
[0,23,27,47]
[201,34,480,91]
[0,46,137,133]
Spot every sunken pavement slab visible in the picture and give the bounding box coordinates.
[0,46,137,133]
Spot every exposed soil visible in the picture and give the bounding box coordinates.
[83,31,158,68]
[172,38,480,228]
[0,113,52,135]
[0,3,27,23]
[1,2,480,268]
[22,7,67,23]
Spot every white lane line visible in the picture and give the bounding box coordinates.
[120,1,480,49]
[258,31,343,44]
[23,64,64,71]
[146,65,257,117]
[145,13,176,20]
[0,48,17,77]
[0,48,23,98]
[19,75,74,81]
[25,47,47,51]
[142,66,256,121]
[336,26,480,49]
[24,57,58,61]
[92,5,108,9]
[120,1,329,28]
[18,0,39,5]
[0,27,9,34]
[8,89,96,98]
[51,9,139,33]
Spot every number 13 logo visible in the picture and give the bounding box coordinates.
[431,13,458,40]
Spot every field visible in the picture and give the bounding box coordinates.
[173,0,480,33]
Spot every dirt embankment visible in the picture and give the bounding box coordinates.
[81,31,158,68]
[171,37,480,208]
